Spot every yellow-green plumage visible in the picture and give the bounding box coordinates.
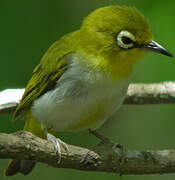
[14,6,153,121]
[5,5,172,176]
[24,111,45,138]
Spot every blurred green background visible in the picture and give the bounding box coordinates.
[0,0,175,179]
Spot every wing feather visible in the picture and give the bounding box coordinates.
[13,36,74,120]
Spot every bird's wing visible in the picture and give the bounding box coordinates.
[13,38,74,120]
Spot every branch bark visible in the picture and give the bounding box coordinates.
[0,131,175,175]
[1,82,175,113]
[125,82,175,104]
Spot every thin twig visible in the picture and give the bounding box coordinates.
[125,82,175,104]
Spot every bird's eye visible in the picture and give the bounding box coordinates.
[117,31,136,49]
[121,36,133,44]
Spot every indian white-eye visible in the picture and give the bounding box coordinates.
[5,5,173,176]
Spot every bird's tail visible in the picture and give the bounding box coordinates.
[4,110,45,176]
[5,159,36,176]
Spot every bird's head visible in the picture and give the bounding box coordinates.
[77,5,173,77]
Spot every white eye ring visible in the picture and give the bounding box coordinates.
[117,31,136,49]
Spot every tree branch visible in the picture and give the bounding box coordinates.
[0,131,175,175]
[1,82,175,113]
[125,82,175,104]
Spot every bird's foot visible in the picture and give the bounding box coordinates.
[112,143,128,165]
[88,129,127,165]
[46,133,68,163]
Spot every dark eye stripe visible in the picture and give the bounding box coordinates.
[122,36,133,44]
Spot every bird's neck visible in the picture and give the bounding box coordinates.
[75,50,135,81]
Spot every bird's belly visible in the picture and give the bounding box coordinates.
[31,76,129,132]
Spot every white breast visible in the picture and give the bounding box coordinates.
[31,58,130,132]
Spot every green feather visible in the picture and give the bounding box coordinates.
[13,32,77,120]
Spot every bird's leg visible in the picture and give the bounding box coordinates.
[88,129,114,145]
[43,128,68,162]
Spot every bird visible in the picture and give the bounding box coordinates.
[4,5,173,176]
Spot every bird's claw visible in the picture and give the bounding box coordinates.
[46,133,68,163]
[112,143,128,165]
[88,129,127,165]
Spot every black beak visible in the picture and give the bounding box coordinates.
[140,40,173,58]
